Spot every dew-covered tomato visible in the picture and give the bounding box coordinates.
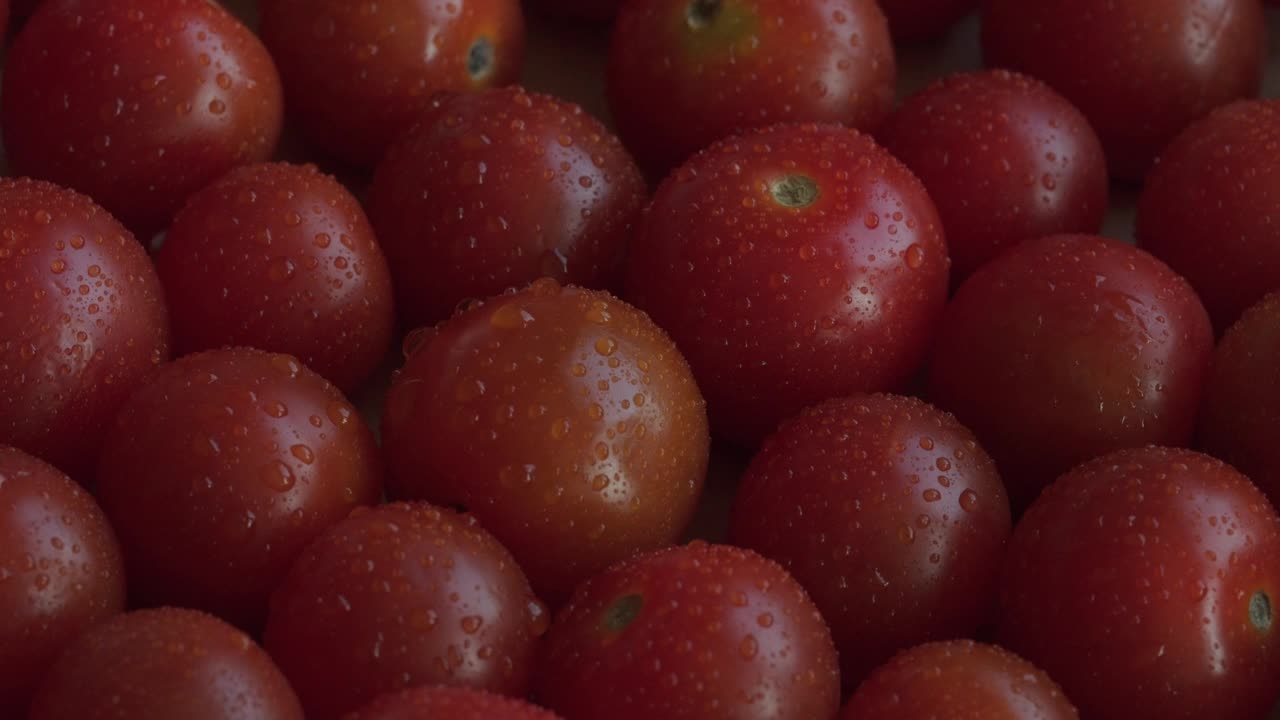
[626,123,949,447]
[28,608,303,720]
[877,0,974,42]
[0,178,168,481]
[730,394,1011,686]
[0,446,125,718]
[94,348,383,631]
[927,234,1213,510]
[878,70,1108,281]
[382,280,708,603]
[981,0,1266,182]
[344,686,563,720]
[259,0,524,168]
[155,162,395,394]
[536,542,840,720]
[2,0,283,237]
[608,0,896,179]
[366,87,646,330]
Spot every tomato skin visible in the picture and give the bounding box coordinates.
[878,70,1108,282]
[366,87,646,330]
[343,686,563,720]
[535,541,841,720]
[877,0,975,42]
[0,178,169,481]
[155,162,395,394]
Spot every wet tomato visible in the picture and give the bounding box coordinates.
[344,686,563,720]
[625,123,949,447]
[366,87,646,330]
[535,541,841,720]
[877,0,975,42]
[382,280,709,603]
[95,348,384,631]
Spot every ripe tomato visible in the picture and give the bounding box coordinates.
[0,178,168,481]
[608,0,896,179]
[382,280,709,603]
[625,123,949,448]
[155,162,395,394]
[981,0,1266,182]
[878,70,1108,281]
[927,234,1213,510]
[0,446,125,718]
[263,503,548,720]
[730,394,1011,686]
[95,348,384,631]
[366,87,646,330]
[344,686,562,720]
[878,0,975,42]
[259,0,525,168]
[535,542,841,720]
[28,607,303,720]
[2,0,283,237]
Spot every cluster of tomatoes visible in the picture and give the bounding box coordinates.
[2,0,1280,719]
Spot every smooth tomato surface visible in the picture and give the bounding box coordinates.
[344,686,563,720]
[878,0,974,42]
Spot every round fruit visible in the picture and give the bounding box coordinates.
[343,686,563,720]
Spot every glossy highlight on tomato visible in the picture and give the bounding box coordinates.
[343,686,564,720]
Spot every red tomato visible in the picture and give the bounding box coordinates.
[878,0,974,42]
[155,162,395,394]
[259,0,525,168]
[998,447,1280,720]
[535,542,841,720]
[878,70,1108,281]
[263,502,548,720]
[28,607,303,720]
[981,0,1266,182]
[608,0,896,179]
[95,348,384,631]
[730,394,1011,686]
[0,0,9,39]
[366,87,646,330]
[344,686,563,720]
[927,234,1213,510]
[2,0,283,237]
[625,122,949,447]
[382,280,709,603]
[0,178,169,481]
[0,446,125,717]
[526,0,621,23]
[841,640,1079,719]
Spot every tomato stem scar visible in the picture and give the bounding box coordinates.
[603,593,645,633]
[770,175,820,208]
[687,0,723,30]
[468,37,495,80]
[1250,590,1272,633]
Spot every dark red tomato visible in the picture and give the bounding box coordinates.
[259,0,524,168]
[981,0,1266,182]
[2,0,283,237]
[608,0,896,179]
[536,542,840,720]
[730,394,1011,686]
[998,447,1280,720]
[878,0,974,42]
[0,0,9,40]
[625,123,949,448]
[366,87,646,330]
[878,69,1108,281]
[841,640,1079,719]
[1136,100,1280,332]
[0,446,125,718]
[28,607,303,720]
[526,0,621,23]
[382,280,709,603]
[95,348,383,631]
[344,686,563,720]
[155,162,395,394]
[927,234,1213,511]
[0,178,168,481]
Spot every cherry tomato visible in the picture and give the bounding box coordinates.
[366,87,646,330]
[980,0,1266,182]
[878,0,974,42]
[2,0,283,237]
[263,502,548,720]
[840,640,1079,720]
[535,541,841,720]
[0,446,125,718]
[526,0,621,23]
[0,0,9,40]
[28,607,303,720]
[625,123,949,447]
[878,70,1108,281]
[0,178,169,481]
[608,0,896,179]
[155,162,395,394]
[259,0,525,168]
[382,280,709,603]
[927,234,1213,510]
[95,348,384,631]
[344,686,563,720]
[730,394,1011,686]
